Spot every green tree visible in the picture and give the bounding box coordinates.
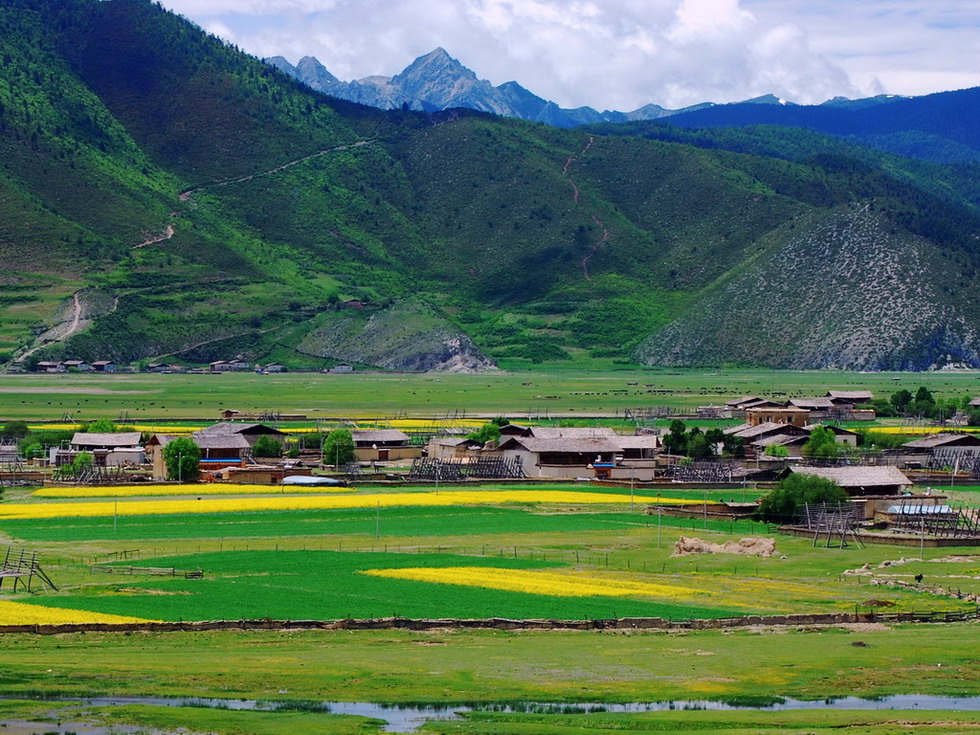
[663,419,687,455]
[869,398,896,418]
[890,389,913,414]
[757,473,848,523]
[686,427,712,459]
[764,444,789,457]
[722,434,745,459]
[911,386,937,418]
[1,421,30,438]
[466,422,501,445]
[253,434,283,458]
[21,442,44,460]
[86,418,119,433]
[801,426,839,460]
[322,429,355,466]
[70,451,93,474]
[162,436,201,482]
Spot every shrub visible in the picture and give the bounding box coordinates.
[757,473,848,524]
[467,422,501,445]
[86,418,119,433]
[801,426,839,460]
[253,435,283,458]
[71,451,93,474]
[764,444,789,457]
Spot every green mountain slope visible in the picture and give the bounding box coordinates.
[3,0,980,371]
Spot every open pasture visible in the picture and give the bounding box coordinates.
[3,367,979,420]
[0,625,978,716]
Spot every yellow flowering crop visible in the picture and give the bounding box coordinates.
[382,418,486,429]
[33,484,357,499]
[364,566,702,599]
[868,426,980,435]
[0,600,155,625]
[0,490,700,520]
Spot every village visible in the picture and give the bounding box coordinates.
[4,384,980,549]
[28,359,356,374]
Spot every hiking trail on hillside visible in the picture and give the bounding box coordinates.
[560,136,607,284]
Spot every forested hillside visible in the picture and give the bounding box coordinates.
[2,0,980,371]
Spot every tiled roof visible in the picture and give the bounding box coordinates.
[71,432,142,448]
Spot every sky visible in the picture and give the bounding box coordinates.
[157,0,980,111]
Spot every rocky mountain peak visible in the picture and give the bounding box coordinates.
[393,47,477,86]
[296,55,339,85]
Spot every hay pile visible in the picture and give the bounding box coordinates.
[672,536,776,558]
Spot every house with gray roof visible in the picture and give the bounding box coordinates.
[496,433,658,480]
[351,429,420,462]
[787,466,912,496]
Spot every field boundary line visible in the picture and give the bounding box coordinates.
[1,608,977,635]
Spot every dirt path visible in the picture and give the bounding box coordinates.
[18,290,92,361]
[134,139,376,252]
[178,139,375,202]
[147,325,285,362]
[581,215,609,284]
[560,136,606,284]
[133,224,175,249]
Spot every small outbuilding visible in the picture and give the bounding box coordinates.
[787,466,913,496]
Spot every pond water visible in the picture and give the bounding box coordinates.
[10,694,980,733]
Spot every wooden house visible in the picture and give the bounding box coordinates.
[69,431,144,467]
[195,422,287,447]
[350,429,420,462]
[495,434,658,480]
[90,360,116,372]
[745,406,810,427]
[35,361,65,373]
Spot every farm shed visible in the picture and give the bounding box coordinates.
[825,390,874,405]
[787,466,913,497]
[196,423,287,447]
[902,433,980,451]
[351,429,420,462]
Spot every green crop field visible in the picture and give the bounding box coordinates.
[1,483,979,733]
[1,368,979,420]
[2,486,978,622]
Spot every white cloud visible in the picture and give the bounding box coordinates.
[158,0,976,110]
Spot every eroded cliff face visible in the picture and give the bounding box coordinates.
[298,301,497,373]
[634,205,980,371]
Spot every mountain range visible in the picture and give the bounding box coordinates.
[267,48,910,131]
[265,48,717,129]
[3,0,980,372]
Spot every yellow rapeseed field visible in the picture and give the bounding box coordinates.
[33,484,357,499]
[0,490,700,520]
[364,567,702,599]
[0,600,155,625]
[868,426,980,435]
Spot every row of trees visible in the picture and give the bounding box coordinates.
[662,421,742,459]
[871,386,980,423]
